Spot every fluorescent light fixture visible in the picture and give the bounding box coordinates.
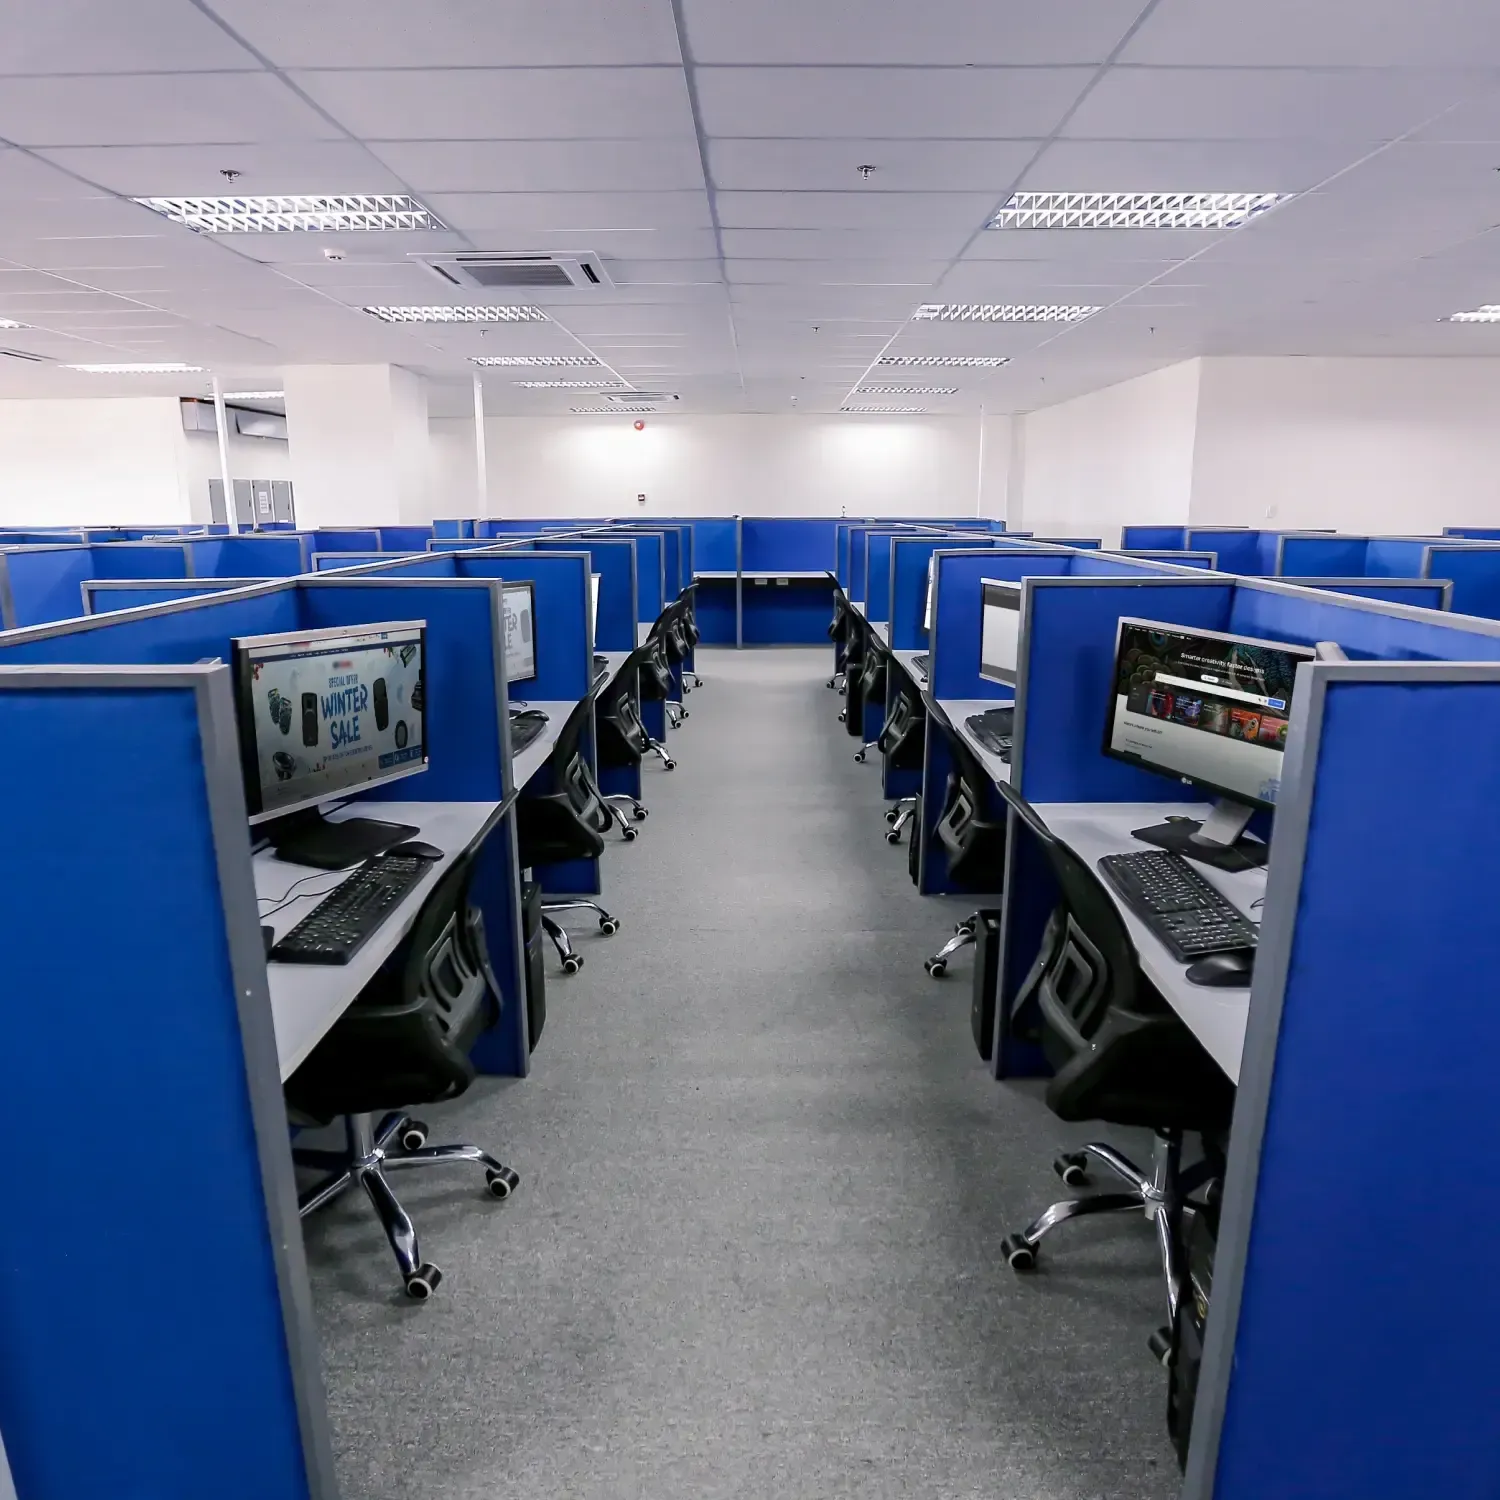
[0,317,30,330]
[134,194,444,233]
[841,405,928,414]
[913,303,1099,323]
[364,305,547,323]
[987,191,1289,231]
[515,380,629,389]
[65,362,204,373]
[471,355,600,367]
[856,385,958,395]
[223,389,283,400]
[1448,305,1500,323]
[877,355,1009,368]
[570,405,657,414]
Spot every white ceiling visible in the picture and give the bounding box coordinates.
[1,0,1499,416]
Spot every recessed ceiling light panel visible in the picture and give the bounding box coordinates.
[471,355,600,367]
[877,356,1009,368]
[987,191,1289,231]
[0,317,31,330]
[65,362,204,373]
[515,380,629,389]
[1448,305,1500,323]
[364,305,547,323]
[841,406,928,414]
[134,194,445,233]
[914,303,1099,323]
[223,390,284,400]
[570,405,658,414]
[856,385,958,395]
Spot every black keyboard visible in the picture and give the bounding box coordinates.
[270,853,430,965]
[510,711,548,752]
[911,652,931,678]
[965,707,1015,760]
[1098,850,1259,962]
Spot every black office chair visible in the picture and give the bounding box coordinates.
[635,630,678,770]
[878,676,927,845]
[677,584,703,690]
[993,782,1236,1352]
[645,601,692,729]
[594,649,653,830]
[923,723,1008,977]
[288,847,521,1301]
[827,593,852,690]
[853,646,888,760]
[515,696,622,974]
[838,616,868,725]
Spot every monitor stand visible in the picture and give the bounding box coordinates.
[1131,797,1268,872]
[263,806,419,871]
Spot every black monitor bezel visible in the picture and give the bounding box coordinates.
[501,578,538,685]
[978,579,1024,687]
[1099,614,1315,812]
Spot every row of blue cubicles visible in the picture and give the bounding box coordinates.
[831,518,1500,1500]
[3,508,1500,1500]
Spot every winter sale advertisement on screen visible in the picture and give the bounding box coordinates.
[248,627,425,815]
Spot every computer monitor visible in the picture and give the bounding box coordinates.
[1102,617,1315,869]
[232,620,428,867]
[978,580,1023,687]
[922,556,936,635]
[590,573,602,652]
[502,580,537,684]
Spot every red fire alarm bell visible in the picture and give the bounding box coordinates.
[633,419,646,431]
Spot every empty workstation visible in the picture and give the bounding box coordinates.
[6,6,1500,1500]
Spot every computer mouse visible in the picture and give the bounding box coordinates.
[388,840,444,861]
[1186,950,1255,988]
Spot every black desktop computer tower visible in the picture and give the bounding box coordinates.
[971,909,1003,1061]
[1168,1195,1220,1470]
[522,879,546,1050]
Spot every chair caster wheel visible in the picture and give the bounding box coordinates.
[400,1120,429,1152]
[622,826,638,841]
[854,749,866,763]
[837,711,846,722]
[1054,1152,1090,1188]
[664,758,677,770]
[599,916,620,934]
[632,806,648,820]
[404,1263,443,1300]
[681,709,690,719]
[885,829,901,845]
[826,677,836,689]
[885,808,900,824]
[562,955,584,975]
[1148,1327,1174,1367]
[1000,1235,1036,1271]
[486,1167,520,1200]
[954,920,973,936]
[924,958,947,978]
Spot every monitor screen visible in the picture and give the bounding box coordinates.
[590,573,601,652]
[978,580,1023,686]
[923,556,936,634]
[232,620,427,824]
[1102,618,1315,809]
[502,580,537,684]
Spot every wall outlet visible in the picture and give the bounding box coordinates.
[637,492,647,505]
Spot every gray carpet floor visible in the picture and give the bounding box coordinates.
[305,647,1181,1500]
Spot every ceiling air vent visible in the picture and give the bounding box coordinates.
[603,390,675,404]
[0,347,46,362]
[415,252,613,292]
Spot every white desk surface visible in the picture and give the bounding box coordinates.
[637,622,651,647]
[509,698,576,790]
[892,647,929,684]
[259,800,503,1082]
[742,569,831,580]
[596,649,632,685]
[694,569,738,580]
[937,696,1016,787]
[1032,801,1267,1084]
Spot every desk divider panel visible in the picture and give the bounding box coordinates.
[454,552,591,701]
[889,535,995,648]
[0,547,95,628]
[1422,543,1500,619]
[432,519,475,539]
[310,528,381,553]
[1363,537,1434,577]
[91,541,192,579]
[374,526,433,551]
[1276,533,1369,576]
[1189,662,1500,1500]
[1188,529,1263,574]
[1121,525,1188,550]
[0,666,333,1500]
[684,517,738,572]
[740,516,840,572]
[1293,577,1451,610]
[82,578,265,615]
[1111,549,1217,569]
[535,537,636,652]
[609,527,677,602]
[1030,536,1102,549]
[1443,525,1500,540]
[185,534,309,578]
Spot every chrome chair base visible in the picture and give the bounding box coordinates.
[296,1111,520,1300]
[924,913,978,976]
[1000,1131,1212,1350]
[885,796,917,844]
[541,899,620,974]
[666,701,687,728]
[604,792,648,836]
[645,736,677,770]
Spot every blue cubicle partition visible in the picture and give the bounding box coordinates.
[608,525,678,604]
[309,527,381,554]
[1362,536,1434,577]
[1111,549,1218,569]
[1029,536,1102,549]
[888,535,997,650]
[433,518,475,539]
[1121,524,1188,550]
[0,541,195,628]
[1186,528,1264,574]
[740,516,839,572]
[182,533,310,578]
[374,526,433,551]
[535,536,637,651]
[82,577,266,615]
[1442,525,1500,539]
[1275,533,1371,576]
[1422,543,1500,619]
[740,518,838,644]
[683,517,738,573]
[1292,577,1452,610]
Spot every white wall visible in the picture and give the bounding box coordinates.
[431,413,1002,521]
[1191,357,1500,533]
[1016,361,1202,547]
[181,426,291,522]
[0,397,190,525]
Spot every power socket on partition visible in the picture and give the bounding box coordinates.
[636,492,647,505]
